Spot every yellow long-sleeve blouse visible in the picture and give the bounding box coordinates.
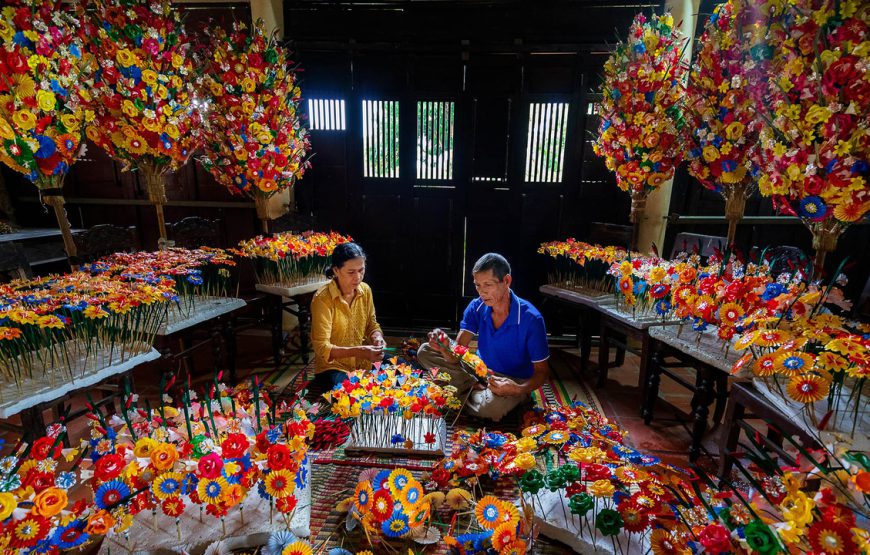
[310,280,382,374]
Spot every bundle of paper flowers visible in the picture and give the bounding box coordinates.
[236,231,353,288]
[731,282,870,441]
[337,468,438,547]
[684,0,773,243]
[0,424,116,552]
[512,403,717,554]
[754,0,869,270]
[81,0,202,240]
[83,247,238,317]
[428,430,526,489]
[443,495,529,555]
[606,254,680,319]
[197,19,311,226]
[593,12,688,231]
[537,240,630,294]
[79,374,314,547]
[0,271,171,387]
[0,0,95,258]
[324,362,460,453]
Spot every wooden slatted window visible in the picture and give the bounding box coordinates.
[524,102,570,183]
[362,100,400,178]
[416,101,455,180]
[308,99,346,131]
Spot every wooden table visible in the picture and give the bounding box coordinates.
[256,280,330,368]
[155,297,247,384]
[538,284,616,374]
[0,228,81,269]
[0,346,160,440]
[718,381,818,480]
[596,303,679,389]
[643,326,739,461]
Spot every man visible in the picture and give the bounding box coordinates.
[417,253,550,421]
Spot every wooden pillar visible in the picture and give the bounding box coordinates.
[636,0,700,253]
[250,0,293,220]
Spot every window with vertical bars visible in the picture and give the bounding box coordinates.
[524,102,570,183]
[307,99,346,131]
[362,100,400,178]
[416,101,455,180]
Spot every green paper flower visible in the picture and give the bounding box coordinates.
[545,471,566,492]
[569,493,594,516]
[561,463,580,482]
[745,519,780,555]
[595,508,624,536]
[191,435,208,458]
[520,469,545,494]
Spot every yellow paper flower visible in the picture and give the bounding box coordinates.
[781,492,814,527]
[0,492,16,520]
[35,90,56,112]
[589,479,615,498]
[12,110,36,131]
[446,488,472,510]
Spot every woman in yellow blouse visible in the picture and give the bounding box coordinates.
[311,242,385,388]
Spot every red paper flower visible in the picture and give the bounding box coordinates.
[221,433,248,459]
[31,437,62,461]
[197,453,224,479]
[93,453,124,483]
[276,494,298,514]
[267,444,293,470]
[699,523,732,553]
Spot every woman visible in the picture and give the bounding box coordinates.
[310,242,385,389]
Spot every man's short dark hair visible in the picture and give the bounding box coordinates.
[472,253,511,281]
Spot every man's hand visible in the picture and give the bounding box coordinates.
[426,328,450,357]
[488,375,524,397]
[371,335,387,349]
[357,345,384,363]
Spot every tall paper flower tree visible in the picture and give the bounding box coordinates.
[756,0,869,272]
[685,0,773,244]
[198,19,311,233]
[83,0,202,242]
[593,12,687,249]
[0,0,94,260]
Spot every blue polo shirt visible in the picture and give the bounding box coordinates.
[459,291,549,380]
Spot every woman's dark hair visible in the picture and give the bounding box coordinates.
[326,242,366,278]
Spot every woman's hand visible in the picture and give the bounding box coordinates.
[357,345,384,362]
[371,335,387,349]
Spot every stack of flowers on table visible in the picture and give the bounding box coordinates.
[323,362,461,453]
[731,276,870,446]
[755,0,870,269]
[606,254,680,320]
[236,231,353,288]
[593,12,688,228]
[0,424,113,553]
[197,19,311,225]
[537,240,631,295]
[667,253,787,346]
[78,373,313,549]
[0,271,172,388]
[82,247,238,318]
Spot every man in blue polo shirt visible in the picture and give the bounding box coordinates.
[417,253,550,421]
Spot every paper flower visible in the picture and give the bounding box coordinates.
[593,12,688,221]
[754,1,870,265]
[0,0,94,187]
[83,0,201,175]
[198,19,310,206]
